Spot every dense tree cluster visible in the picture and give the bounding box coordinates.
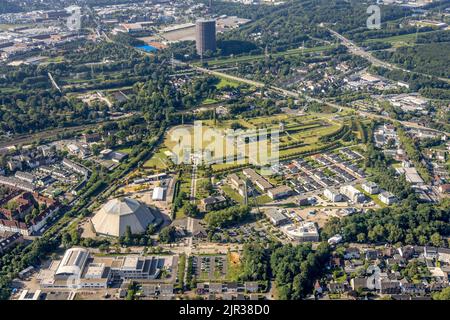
[236,242,331,299]
[0,236,59,299]
[364,143,413,199]
[159,226,177,244]
[321,198,450,246]
[374,43,450,78]
[0,42,172,134]
[433,287,450,300]
[270,242,331,299]
[239,243,271,281]
[416,30,450,44]
[204,205,251,229]
[369,66,450,98]
[0,1,21,14]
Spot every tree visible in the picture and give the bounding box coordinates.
[430,233,443,247]
[159,226,176,244]
[183,203,200,218]
[433,287,450,300]
[356,233,366,243]
[123,226,133,245]
[62,232,72,249]
[204,205,250,229]
[240,244,270,281]
[99,244,110,253]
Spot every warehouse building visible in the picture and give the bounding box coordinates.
[264,208,289,226]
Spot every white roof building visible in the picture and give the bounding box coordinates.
[55,247,89,279]
[324,188,343,202]
[328,234,343,245]
[281,222,319,242]
[152,187,165,201]
[91,198,155,237]
[378,192,398,205]
[362,182,380,195]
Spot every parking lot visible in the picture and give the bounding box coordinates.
[193,255,228,281]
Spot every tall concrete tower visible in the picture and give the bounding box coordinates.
[195,19,216,56]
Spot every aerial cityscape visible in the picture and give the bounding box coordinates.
[0,0,449,308]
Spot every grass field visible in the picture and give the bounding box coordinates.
[221,183,272,206]
[116,147,132,154]
[222,185,245,204]
[44,56,65,64]
[226,252,242,282]
[143,148,171,170]
[216,77,241,89]
[202,98,219,105]
[0,23,32,31]
[365,30,440,47]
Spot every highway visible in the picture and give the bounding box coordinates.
[327,28,450,84]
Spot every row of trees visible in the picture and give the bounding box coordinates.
[396,126,431,183]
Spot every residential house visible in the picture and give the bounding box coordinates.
[226,282,239,293]
[365,249,379,261]
[328,282,348,294]
[267,185,292,200]
[160,284,174,296]
[398,245,415,259]
[344,247,360,260]
[379,280,401,294]
[378,191,398,205]
[324,188,343,202]
[0,232,24,253]
[400,283,427,296]
[362,182,380,195]
[350,277,368,291]
[438,248,450,264]
[200,195,227,212]
[424,246,438,260]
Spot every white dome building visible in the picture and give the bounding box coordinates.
[91,197,155,237]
